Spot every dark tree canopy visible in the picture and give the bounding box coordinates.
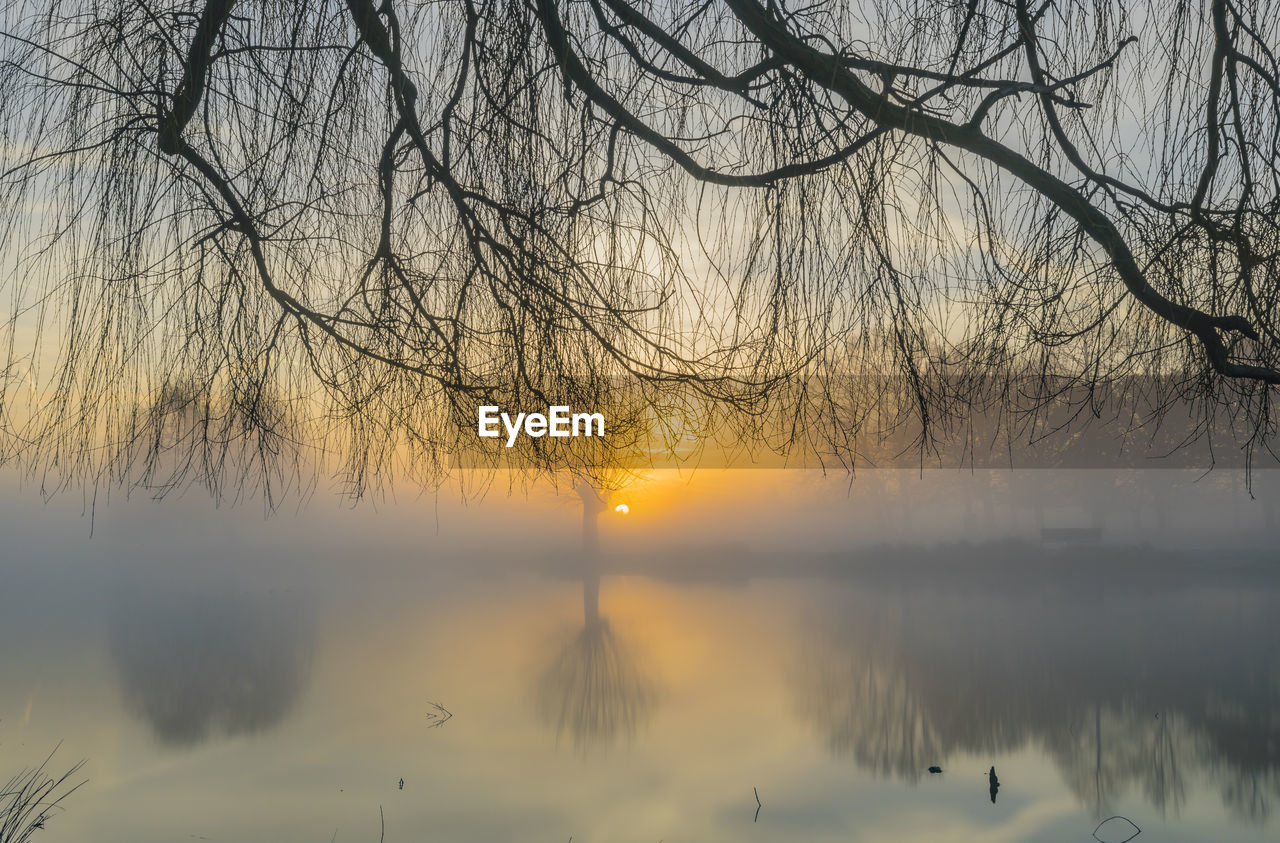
[3,0,1280,496]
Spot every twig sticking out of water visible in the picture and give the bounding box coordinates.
[753,787,762,823]
[425,701,453,728]
[1093,815,1141,843]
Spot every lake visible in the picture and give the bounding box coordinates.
[1,470,1277,842]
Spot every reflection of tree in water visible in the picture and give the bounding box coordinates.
[536,486,655,752]
[796,567,1280,820]
[802,621,943,782]
[535,604,656,753]
[110,587,313,747]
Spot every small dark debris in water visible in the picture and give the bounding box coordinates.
[928,765,943,774]
[1093,815,1141,843]
[398,777,404,790]
[988,766,1000,803]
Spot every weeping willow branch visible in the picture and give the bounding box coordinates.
[2,0,1279,500]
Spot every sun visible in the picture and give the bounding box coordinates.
[615,504,630,515]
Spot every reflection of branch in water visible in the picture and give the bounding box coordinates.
[109,588,313,747]
[1138,712,1184,816]
[796,608,945,783]
[804,655,945,783]
[535,615,656,753]
[1221,770,1279,824]
[1051,705,1127,818]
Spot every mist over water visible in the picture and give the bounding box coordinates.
[4,0,1280,837]
[1,467,1277,841]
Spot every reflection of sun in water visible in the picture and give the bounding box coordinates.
[615,504,630,515]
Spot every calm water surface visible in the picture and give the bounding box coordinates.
[1,472,1277,842]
